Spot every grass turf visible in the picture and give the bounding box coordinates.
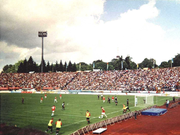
[0,93,173,135]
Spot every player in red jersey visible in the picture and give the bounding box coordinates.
[45,94,47,99]
[112,96,114,102]
[99,106,107,118]
[40,97,43,103]
[54,97,57,103]
[103,97,105,103]
[51,105,56,116]
[59,94,62,99]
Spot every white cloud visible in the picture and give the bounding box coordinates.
[1,0,104,27]
[0,0,105,69]
[0,0,180,72]
[0,41,41,65]
[90,0,166,64]
[0,41,29,54]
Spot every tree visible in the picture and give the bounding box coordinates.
[67,61,73,71]
[77,62,88,71]
[51,63,54,72]
[17,63,23,73]
[39,59,46,72]
[23,59,28,73]
[14,60,24,72]
[118,56,123,70]
[159,61,169,68]
[2,54,180,73]
[59,60,64,72]
[86,64,93,71]
[123,61,128,70]
[111,56,124,70]
[167,60,172,68]
[139,58,154,69]
[125,56,131,69]
[33,62,38,72]
[46,61,51,72]
[106,62,114,70]
[173,54,180,67]
[72,63,77,72]
[130,61,137,69]
[54,61,59,72]
[6,65,13,73]
[95,61,106,70]
[2,65,10,73]
[16,57,38,73]
[10,65,16,73]
[64,62,67,72]
[111,58,119,70]
[27,56,34,72]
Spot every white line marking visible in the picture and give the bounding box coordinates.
[58,113,85,118]
[63,119,87,127]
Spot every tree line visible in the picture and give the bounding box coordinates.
[2,54,180,73]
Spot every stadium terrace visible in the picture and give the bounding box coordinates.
[0,67,180,91]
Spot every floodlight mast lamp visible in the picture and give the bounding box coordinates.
[38,31,47,73]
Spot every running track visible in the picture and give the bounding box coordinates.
[87,103,180,135]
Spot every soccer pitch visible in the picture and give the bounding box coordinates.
[0,93,172,135]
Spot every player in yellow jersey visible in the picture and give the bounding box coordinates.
[86,110,91,124]
[55,119,62,135]
[45,118,53,134]
[123,104,127,113]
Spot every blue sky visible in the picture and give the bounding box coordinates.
[154,1,180,29]
[102,0,149,21]
[103,0,180,29]
[0,0,180,72]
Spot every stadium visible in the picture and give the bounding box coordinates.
[1,0,180,135]
[1,67,180,135]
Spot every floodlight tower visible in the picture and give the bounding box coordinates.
[38,31,47,73]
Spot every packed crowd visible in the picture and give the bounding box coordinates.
[0,67,179,91]
[65,67,180,91]
[0,72,77,90]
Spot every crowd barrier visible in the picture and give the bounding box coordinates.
[0,87,8,90]
[0,87,32,90]
[1,89,180,97]
[169,97,180,108]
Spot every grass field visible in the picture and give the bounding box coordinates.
[0,93,173,135]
